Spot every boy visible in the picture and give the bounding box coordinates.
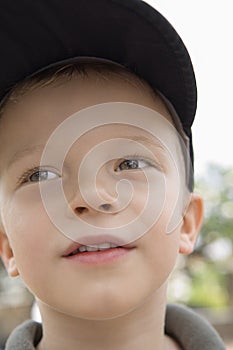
[0,1,225,349]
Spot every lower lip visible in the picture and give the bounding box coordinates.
[64,247,134,265]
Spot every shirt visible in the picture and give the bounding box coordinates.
[5,304,226,350]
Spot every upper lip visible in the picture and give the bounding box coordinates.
[62,235,136,257]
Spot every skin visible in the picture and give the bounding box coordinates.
[0,72,203,350]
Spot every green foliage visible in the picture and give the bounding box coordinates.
[195,163,233,248]
[190,163,233,307]
[187,260,229,308]
[168,163,233,308]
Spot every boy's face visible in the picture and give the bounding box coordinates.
[0,73,202,320]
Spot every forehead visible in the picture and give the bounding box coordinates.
[0,73,179,171]
[1,69,173,125]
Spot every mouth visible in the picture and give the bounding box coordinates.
[63,242,124,257]
[62,236,136,263]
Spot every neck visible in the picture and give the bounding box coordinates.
[37,286,169,350]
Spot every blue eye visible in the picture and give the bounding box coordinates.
[116,159,149,172]
[29,170,58,182]
[17,167,60,185]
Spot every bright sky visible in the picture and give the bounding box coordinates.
[145,0,233,176]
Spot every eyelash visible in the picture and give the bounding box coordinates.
[16,153,160,186]
[16,166,37,184]
[16,166,59,185]
[115,153,160,171]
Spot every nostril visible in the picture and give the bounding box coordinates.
[75,206,88,214]
[99,203,111,211]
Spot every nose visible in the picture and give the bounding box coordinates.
[74,203,112,216]
[71,197,115,215]
[69,176,120,216]
[67,160,133,218]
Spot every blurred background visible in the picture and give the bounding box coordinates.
[0,0,233,349]
[151,1,233,347]
[169,164,233,349]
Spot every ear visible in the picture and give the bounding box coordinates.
[0,230,19,277]
[179,193,204,255]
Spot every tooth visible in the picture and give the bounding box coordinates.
[70,249,79,255]
[77,243,119,253]
[79,246,87,252]
[86,246,98,252]
[110,243,118,248]
[97,243,111,250]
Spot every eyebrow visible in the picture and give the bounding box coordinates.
[7,145,44,170]
[123,135,165,149]
[7,135,165,170]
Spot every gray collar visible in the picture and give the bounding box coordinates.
[5,304,225,350]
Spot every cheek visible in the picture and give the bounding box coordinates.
[120,171,167,230]
[141,213,181,290]
[152,232,180,273]
[2,188,53,276]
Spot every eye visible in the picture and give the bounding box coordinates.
[115,159,149,172]
[17,167,60,185]
[29,170,58,183]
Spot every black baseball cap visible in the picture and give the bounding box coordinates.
[0,0,197,188]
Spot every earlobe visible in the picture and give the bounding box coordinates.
[0,231,19,277]
[179,193,204,255]
[7,256,19,277]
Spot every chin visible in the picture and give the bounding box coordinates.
[47,290,145,321]
[73,296,142,321]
